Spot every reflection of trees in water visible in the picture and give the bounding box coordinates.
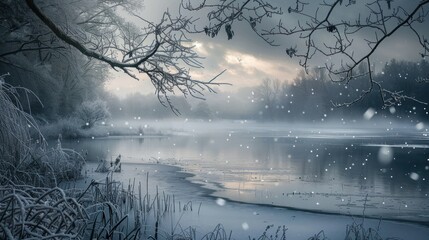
[62,133,428,196]
[249,137,428,196]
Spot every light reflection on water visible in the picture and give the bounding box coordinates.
[60,124,429,221]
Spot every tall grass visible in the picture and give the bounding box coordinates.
[0,181,139,239]
[0,170,392,240]
[0,73,40,183]
[68,172,196,239]
[0,73,83,187]
[0,185,87,239]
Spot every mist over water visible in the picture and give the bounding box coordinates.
[61,119,429,222]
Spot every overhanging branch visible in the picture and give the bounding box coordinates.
[25,0,159,70]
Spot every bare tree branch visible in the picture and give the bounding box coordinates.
[180,0,283,45]
[184,0,429,107]
[24,0,228,113]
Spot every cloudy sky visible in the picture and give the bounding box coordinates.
[105,0,428,98]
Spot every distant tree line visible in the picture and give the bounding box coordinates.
[106,59,429,123]
[253,59,429,122]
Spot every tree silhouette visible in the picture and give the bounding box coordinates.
[182,0,429,108]
[3,0,230,114]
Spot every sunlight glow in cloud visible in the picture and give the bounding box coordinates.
[106,43,299,97]
[193,41,209,56]
[223,50,295,79]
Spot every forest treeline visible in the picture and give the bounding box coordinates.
[105,59,429,122]
[1,1,428,123]
[0,1,108,120]
[1,0,427,124]
[2,49,429,123]
[250,59,429,122]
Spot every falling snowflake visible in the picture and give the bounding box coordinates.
[378,146,393,165]
[216,198,226,206]
[416,122,424,130]
[410,172,419,181]
[242,222,249,230]
[363,108,376,120]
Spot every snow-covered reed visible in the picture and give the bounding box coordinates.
[0,73,83,186]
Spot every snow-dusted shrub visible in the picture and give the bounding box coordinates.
[52,118,80,139]
[75,100,110,129]
[40,117,81,139]
[0,74,36,165]
[0,73,84,186]
[24,141,84,186]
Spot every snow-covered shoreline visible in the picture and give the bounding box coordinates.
[185,163,429,224]
[65,161,429,239]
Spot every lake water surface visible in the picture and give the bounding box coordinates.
[60,120,429,237]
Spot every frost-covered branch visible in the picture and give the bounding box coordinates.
[180,0,283,45]
[24,0,227,113]
[184,0,429,107]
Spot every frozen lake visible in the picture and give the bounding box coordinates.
[60,120,429,238]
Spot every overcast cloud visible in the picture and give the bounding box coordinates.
[105,0,429,97]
